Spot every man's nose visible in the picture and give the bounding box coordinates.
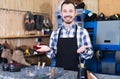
[66,11,71,15]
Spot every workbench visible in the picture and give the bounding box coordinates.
[0,64,120,79]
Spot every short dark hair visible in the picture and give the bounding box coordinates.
[61,1,76,11]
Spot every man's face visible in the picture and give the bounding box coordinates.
[61,4,76,24]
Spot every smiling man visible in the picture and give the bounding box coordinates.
[37,1,93,71]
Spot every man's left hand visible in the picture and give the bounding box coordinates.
[77,46,89,53]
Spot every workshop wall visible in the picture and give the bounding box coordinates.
[0,0,52,18]
[83,0,98,13]
[0,0,52,48]
[98,0,120,16]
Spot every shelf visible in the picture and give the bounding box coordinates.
[24,53,46,58]
[0,34,50,39]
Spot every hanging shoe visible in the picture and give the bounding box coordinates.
[34,15,44,31]
[30,13,35,30]
[24,11,31,31]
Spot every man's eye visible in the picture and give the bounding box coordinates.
[63,10,67,13]
[69,10,73,13]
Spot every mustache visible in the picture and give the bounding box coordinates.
[64,16,72,18]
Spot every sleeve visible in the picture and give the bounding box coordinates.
[46,30,58,59]
[81,28,93,59]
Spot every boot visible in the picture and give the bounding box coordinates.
[24,11,31,31]
[2,40,14,50]
[1,49,12,63]
[12,50,31,66]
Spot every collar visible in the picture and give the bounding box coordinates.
[61,23,76,31]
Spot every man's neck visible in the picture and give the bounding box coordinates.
[63,22,74,29]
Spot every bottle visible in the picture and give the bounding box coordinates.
[77,63,87,79]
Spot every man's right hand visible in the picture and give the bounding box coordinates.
[36,45,50,52]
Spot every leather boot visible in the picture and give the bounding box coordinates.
[2,40,14,50]
[34,15,44,31]
[1,49,12,63]
[12,50,31,66]
[24,11,31,31]
[30,13,35,30]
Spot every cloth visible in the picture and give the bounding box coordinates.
[47,23,93,59]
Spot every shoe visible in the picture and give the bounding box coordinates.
[2,63,9,71]
[29,13,35,30]
[24,11,31,31]
[2,40,13,49]
[0,44,4,63]
[34,15,44,31]
[9,62,21,72]
[2,61,26,72]
[12,50,31,66]
[1,49,12,63]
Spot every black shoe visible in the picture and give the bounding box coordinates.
[2,63,9,71]
[30,13,35,30]
[24,11,31,31]
[9,62,21,72]
[34,15,44,31]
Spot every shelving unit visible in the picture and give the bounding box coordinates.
[0,34,50,39]
[0,5,52,66]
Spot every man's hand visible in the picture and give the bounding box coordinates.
[77,46,89,53]
[37,45,50,52]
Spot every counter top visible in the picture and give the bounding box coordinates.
[0,64,120,79]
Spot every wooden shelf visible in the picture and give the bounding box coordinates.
[24,53,45,57]
[0,34,50,39]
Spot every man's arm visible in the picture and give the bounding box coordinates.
[77,28,93,59]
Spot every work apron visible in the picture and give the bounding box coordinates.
[56,26,79,71]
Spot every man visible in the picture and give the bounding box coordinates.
[37,1,93,71]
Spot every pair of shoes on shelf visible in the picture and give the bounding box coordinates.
[1,48,31,66]
[24,11,35,31]
[2,61,22,72]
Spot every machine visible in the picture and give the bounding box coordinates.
[84,20,120,75]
